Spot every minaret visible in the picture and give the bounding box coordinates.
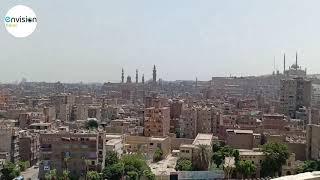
[295,51,298,70]
[142,74,145,84]
[121,68,124,83]
[283,53,286,74]
[136,69,138,83]
[195,77,198,88]
[153,65,157,84]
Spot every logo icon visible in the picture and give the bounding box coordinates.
[4,5,37,38]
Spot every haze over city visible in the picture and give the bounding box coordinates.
[2,0,320,82]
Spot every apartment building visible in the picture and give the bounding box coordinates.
[19,130,40,166]
[0,126,20,163]
[144,99,170,137]
[39,131,106,179]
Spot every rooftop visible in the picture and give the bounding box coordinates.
[192,133,214,146]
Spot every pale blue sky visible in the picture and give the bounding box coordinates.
[1,0,320,83]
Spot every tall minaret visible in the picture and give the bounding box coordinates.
[295,51,298,70]
[142,74,145,84]
[283,53,286,74]
[195,77,198,88]
[136,69,138,83]
[121,68,124,83]
[153,65,157,84]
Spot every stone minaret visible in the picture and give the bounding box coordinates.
[153,65,157,84]
[283,53,286,75]
[136,69,138,83]
[142,74,145,84]
[121,68,124,83]
[296,51,298,70]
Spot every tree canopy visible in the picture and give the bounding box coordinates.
[175,158,193,171]
[153,148,163,162]
[102,153,155,180]
[0,162,20,180]
[237,160,256,179]
[261,142,289,177]
[85,119,98,129]
[212,143,239,168]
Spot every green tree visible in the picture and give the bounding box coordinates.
[261,142,289,177]
[105,151,119,166]
[143,170,156,180]
[18,161,29,171]
[127,171,139,180]
[193,144,212,170]
[102,162,124,180]
[175,158,193,171]
[86,171,101,180]
[0,162,20,180]
[153,148,163,162]
[237,160,256,179]
[297,160,320,173]
[45,169,57,180]
[211,145,239,168]
[86,119,98,129]
[62,170,70,180]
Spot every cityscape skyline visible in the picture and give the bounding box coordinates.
[2,0,320,83]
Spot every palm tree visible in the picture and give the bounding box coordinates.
[194,144,212,170]
[62,170,70,180]
[45,169,57,180]
[86,171,101,180]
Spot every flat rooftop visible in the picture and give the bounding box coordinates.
[192,133,213,146]
[106,139,122,145]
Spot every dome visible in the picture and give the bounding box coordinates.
[118,108,125,114]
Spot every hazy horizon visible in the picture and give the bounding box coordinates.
[1,0,320,83]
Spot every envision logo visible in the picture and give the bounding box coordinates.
[4,5,37,38]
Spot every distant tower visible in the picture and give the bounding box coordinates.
[136,69,138,83]
[153,65,157,84]
[126,76,132,83]
[142,74,145,84]
[295,51,298,70]
[283,53,286,74]
[121,68,124,83]
[195,77,198,88]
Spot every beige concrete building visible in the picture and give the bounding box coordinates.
[19,130,39,166]
[39,131,106,179]
[280,77,311,118]
[179,133,216,160]
[196,106,212,134]
[106,139,124,157]
[306,124,320,160]
[180,106,197,139]
[226,129,261,149]
[239,149,265,178]
[144,99,170,137]
[124,135,170,159]
[0,126,20,163]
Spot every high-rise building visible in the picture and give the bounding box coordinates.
[180,106,197,138]
[197,106,213,134]
[144,98,170,137]
[280,77,311,118]
[306,124,320,160]
[0,127,20,163]
[19,131,40,166]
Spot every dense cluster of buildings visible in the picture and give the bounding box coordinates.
[0,58,320,179]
